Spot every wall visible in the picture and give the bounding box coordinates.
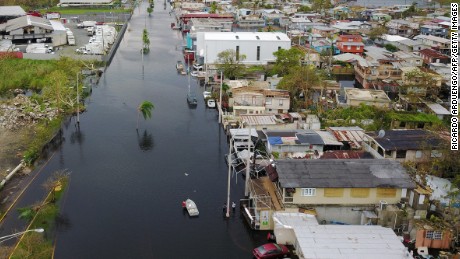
[291,188,403,205]
[314,206,373,224]
[415,229,452,249]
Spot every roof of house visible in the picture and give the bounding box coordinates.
[320,150,373,159]
[426,103,450,115]
[203,32,290,41]
[366,129,443,151]
[327,126,365,149]
[345,88,391,103]
[274,159,415,188]
[265,130,325,145]
[0,6,26,16]
[240,115,277,125]
[60,0,113,3]
[418,48,449,59]
[337,42,364,46]
[4,15,53,32]
[414,34,450,44]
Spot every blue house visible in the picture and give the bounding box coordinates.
[310,39,339,54]
[420,25,448,38]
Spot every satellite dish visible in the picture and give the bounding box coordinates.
[378,129,385,138]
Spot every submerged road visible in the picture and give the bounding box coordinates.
[0,1,266,258]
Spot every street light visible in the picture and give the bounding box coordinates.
[0,228,44,244]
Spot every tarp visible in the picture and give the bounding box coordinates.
[268,137,282,145]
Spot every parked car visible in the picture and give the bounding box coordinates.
[253,243,289,259]
[206,99,216,108]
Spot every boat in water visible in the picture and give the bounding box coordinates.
[183,199,199,216]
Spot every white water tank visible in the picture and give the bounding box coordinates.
[380,200,388,210]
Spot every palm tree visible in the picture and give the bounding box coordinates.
[137,101,155,130]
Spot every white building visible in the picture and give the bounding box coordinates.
[196,32,291,65]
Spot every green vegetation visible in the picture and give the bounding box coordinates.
[272,48,304,76]
[368,26,388,40]
[297,5,312,12]
[321,104,389,131]
[388,111,441,124]
[11,172,69,259]
[384,44,398,52]
[137,101,155,130]
[142,29,150,53]
[216,49,247,80]
[23,118,63,165]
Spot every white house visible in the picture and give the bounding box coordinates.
[196,32,291,65]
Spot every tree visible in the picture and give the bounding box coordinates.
[210,2,218,13]
[42,70,74,114]
[272,48,304,76]
[384,44,398,52]
[147,7,153,16]
[400,68,440,104]
[142,29,150,53]
[277,65,323,110]
[137,101,154,130]
[368,26,388,40]
[311,0,332,13]
[297,5,311,13]
[216,49,247,80]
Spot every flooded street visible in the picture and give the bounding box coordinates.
[1,2,265,258]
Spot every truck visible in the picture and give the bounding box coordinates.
[67,35,76,45]
[77,21,97,28]
[87,26,95,36]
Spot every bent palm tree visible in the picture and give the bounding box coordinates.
[137,101,155,130]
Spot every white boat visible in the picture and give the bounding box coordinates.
[207,99,216,108]
[185,199,199,216]
[203,91,211,99]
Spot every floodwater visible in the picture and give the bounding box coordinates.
[1,2,266,258]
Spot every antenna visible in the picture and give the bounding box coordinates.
[378,129,385,138]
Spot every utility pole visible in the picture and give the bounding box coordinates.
[244,123,251,197]
[226,137,233,218]
[76,72,80,127]
[219,70,223,124]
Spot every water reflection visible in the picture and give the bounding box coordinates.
[70,127,85,145]
[136,129,154,151]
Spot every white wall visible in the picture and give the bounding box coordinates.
[197,33,291,65]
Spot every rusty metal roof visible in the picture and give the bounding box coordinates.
[240,115,277,125]
[327,126,365,149]
[320,150,374,159]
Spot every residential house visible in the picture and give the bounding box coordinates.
[311,26,337,38]
[420,24,448,38]
[354,46,402,90]
[370,12,391,22]
[260,9,285,26]
[424,103,450,120]
[196,32,291,65]
[399,66,443,97]
[188,18,232,39]
[396,39,429,52]
[179,13,234,33]
[386,19,419,38]
[264,130,326,159]
[418,48,450,65]
[344,88,391,108]
[331,20,372,34]
[229,87,290,115]
[295,46,321,68]
[335,34,364,55]
[414,220,453,250]
[392,51,423,67]
[270,159,415,224]
[363,129,444,162]
[414,35,451,55]
[289,17,324,31]
[180,2,206,11]
[320,150,374,159]
[237,15,266,28]
[311,39,337,55]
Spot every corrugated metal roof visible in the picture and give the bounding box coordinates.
[275,159,415,188]
[5,15,53,33]
[426,103,450,115]
[320,150,374,159]
[328,127,365,149]
[0,6,26,16]
[204,32,290,42]
[240,115,277,125]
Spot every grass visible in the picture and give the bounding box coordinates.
[10,176,69,259]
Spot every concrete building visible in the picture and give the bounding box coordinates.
[344,88,391,108]
[196,32,291,65]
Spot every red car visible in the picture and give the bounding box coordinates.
[253,243,289,259]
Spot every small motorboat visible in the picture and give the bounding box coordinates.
[207,99,216,108]
[183,199,199,216]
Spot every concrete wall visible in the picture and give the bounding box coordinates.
[314,206,374,224]
[291,188,403,205]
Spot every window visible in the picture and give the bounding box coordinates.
[279,99,283,106]
[236,46,240,61]
[357,46,361,50]
[256,46,260,61]
[426,231,443,240]
[396,150,407,159]
[266,98,272,105]
[278,46,281,51]
[301,188,316,196]
[347,46,351,50]
[351,188,370,198]
[324,188,344,197]
[377,188,397,198]
[415,150,422,159]
[385,150,392,157]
